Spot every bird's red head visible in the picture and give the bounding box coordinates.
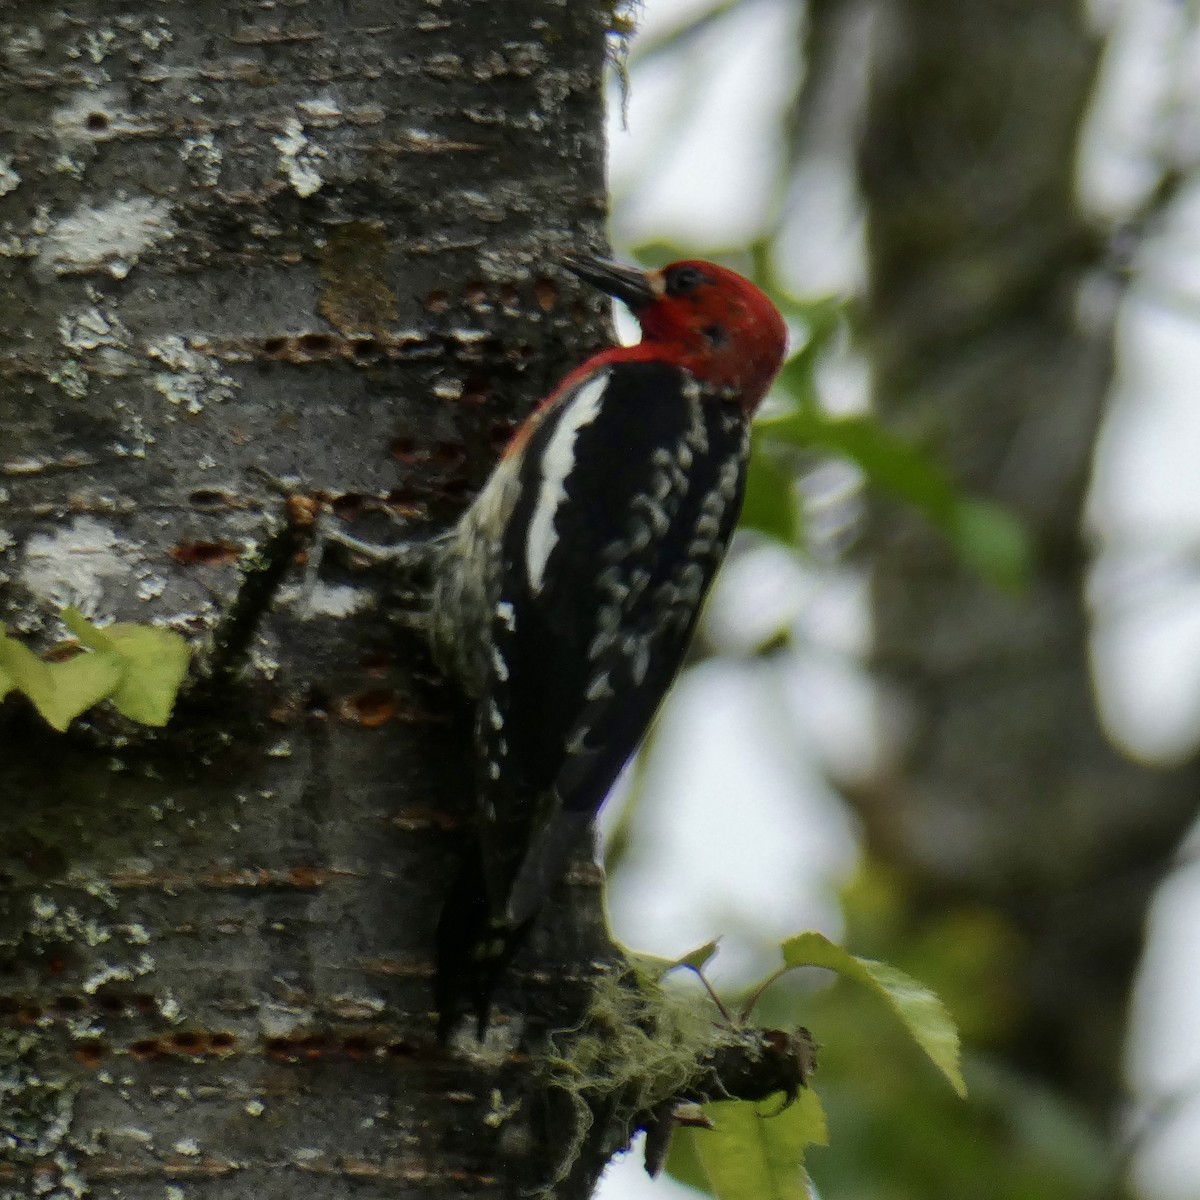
[564,255,788,415]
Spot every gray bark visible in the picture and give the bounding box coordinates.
[858,0,1200,1124]
[0,2,622,1196]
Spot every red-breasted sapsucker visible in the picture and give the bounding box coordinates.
[432,255,787,1035]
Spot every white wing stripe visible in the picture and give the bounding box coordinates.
[525,372,609,594]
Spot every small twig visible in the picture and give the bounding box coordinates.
[198,490,318,686]
[737,965,792,1025]
[193,467,443,694]
[680,964,736,1025]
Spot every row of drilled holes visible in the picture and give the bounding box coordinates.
[0,992,158,1019]
[182,421,512,521]
[425,278,561,313]
[69,1031,420,1067]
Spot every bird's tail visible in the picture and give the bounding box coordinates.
[434,841,532,1042]
[435,806,596,1040]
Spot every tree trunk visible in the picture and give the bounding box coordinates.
[858,0,1200,1125]
[0,3,625,1195]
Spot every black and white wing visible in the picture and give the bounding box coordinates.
[477,359,749,925]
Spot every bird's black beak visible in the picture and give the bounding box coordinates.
[562,254,658,312]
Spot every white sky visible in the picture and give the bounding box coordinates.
[594,1,1200,1198]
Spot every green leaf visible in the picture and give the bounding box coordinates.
[664,1112,713,1196]
[63,608,190,726]
[675,939,721,974]
[61,605,117,651]
[968,1058,1112,1189]
[782,931,966,1097]
[758,411,956,521]
[740,444,801,545]
[102,623,191,726]
[756,409,1031,591]
[0,637,13,701]
[0,635,123,731]
[949,499,1032,592]
[772,300,844,412]
[0,612,190,730]
[691,1092,828,1200]
[629,939,722,982]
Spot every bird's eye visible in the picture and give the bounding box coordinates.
[664,265,709,297]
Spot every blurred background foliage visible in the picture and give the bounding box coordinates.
[595,2,1200,1198]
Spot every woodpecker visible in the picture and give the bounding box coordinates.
[430,255,787,1034]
